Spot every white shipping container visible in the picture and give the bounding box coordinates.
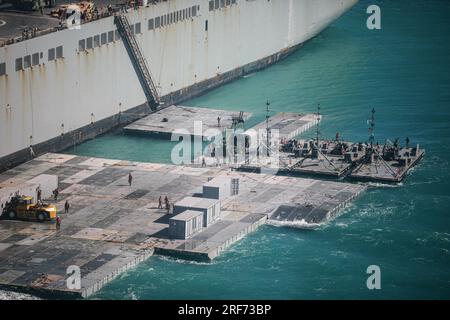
[173,197,221,227]
[203,176,231,200]
[169,210,204,240]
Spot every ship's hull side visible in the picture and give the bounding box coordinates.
[0,0,358,171]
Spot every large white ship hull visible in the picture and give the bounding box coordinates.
[0,0,357,169]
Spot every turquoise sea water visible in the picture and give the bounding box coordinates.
[67,0,450,299]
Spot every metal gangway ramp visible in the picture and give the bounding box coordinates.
[114,14,161,110]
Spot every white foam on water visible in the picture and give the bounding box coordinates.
[335,222,349,228]
[360,181,403,188]
[128,290,139,300]
[329,250,348,258]
[267,219,321,230]
[0,290,40,300]
[157,255,216,266]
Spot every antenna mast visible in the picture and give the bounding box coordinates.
[266,100,271,157]
[316,104,321,148]
[368,108,376,146]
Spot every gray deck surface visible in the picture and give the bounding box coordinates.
[290,156,353,177]
[238,139,424,183]
[0,12,59,42]
[0,1,128,44]
[0,153,365,298]
[124,105,252,138]
[246,113,320,140]
[349,149,425,182]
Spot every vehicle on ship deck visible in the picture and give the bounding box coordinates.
[1,195,57,222]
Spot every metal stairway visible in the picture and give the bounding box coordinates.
[114,14,160,110]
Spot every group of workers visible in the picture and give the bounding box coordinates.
[158,196,171,212]
[30,171,175,231]
[127,173,170,211]
[280,138,303,153]
[18,186,67,230]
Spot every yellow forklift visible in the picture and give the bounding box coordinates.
[1,195,57,222]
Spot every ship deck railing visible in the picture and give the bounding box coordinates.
[0,4,140,48]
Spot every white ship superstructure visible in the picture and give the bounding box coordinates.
[0,0,357,169]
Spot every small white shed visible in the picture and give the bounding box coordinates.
[173,197,221,227]
[203,176,231,200]
[169,210,204,240]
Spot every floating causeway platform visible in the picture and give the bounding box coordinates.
[124,105,252,138]
[239,136,424,183]
[349,148,425,183]
[0,153,365,298]
[246,113,320,140]
[194,112,321,168]
[238,151,353,178]
[289,158,352,178]
[267,179,364,228]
